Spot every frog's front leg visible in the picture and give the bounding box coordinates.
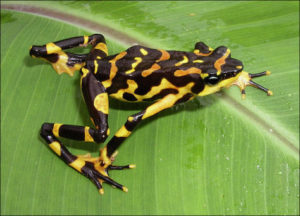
[104,93,186,159]
[29,34,107,76]
[86,93,184,193]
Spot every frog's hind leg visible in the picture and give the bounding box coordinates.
[40,125,129,194]
[29,34,107,76]
[40,67,132,194]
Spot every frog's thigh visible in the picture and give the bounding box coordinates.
[142,94,179,119]
[81,68,109,135]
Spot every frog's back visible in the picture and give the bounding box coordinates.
[96,45,205,102]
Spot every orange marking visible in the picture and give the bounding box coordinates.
[194,49,213,56]
[174,67,202,77]
[103,51,127,88]
[141,63,161,77]
[214,49,230,74]
[110,52,127,78]
[175,56,189,66]
[156,49,170,62]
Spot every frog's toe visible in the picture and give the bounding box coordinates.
[108,164,136,170]
[93,171,128,193]
[83,161,133,194]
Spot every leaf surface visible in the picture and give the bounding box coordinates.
[1,1,299,215]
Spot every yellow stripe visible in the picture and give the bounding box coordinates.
[84,127,94,142]
[193,59,204,63]
[140,48,148,55]
[175,56,188,66]
[200,73,209,79]
[53,123,62,137]
[80,68,90,89]
[128,116,134,122]
[46,42,62,54]
[69,158,85,172]
[83,35,89,45]
[110,78,177,102]
[115,125,131,137]
[94,60,98,74]
[125,57,142,74]
[94,43,108,55]
[94,93,109,114]
[142,94,178,119]
[99,147,110,167]
[49,141,62,156]
[81,68,89,77]
[141,63,160,77]
[193,49,200,55]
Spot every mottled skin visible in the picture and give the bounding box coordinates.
[30,34,271,194]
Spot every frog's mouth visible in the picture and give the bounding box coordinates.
[232,71,273,99]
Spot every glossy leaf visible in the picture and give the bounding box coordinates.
[1,1,299,215]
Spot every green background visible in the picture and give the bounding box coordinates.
[1,1,299,215]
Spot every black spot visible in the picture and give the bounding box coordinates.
[59,125,85,141]
[55,36,84,49]
[123,92,137,101]
[175,93,194,105]
[107,136,126,156]
[89,49,107,59]
[143,88,178,102]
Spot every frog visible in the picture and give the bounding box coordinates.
[29,34,272,194]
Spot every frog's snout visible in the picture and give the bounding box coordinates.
[29,45,45,58]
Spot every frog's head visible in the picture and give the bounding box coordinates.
[199,46,272,99]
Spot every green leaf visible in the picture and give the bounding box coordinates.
[1,1,299,215]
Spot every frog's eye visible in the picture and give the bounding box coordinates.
[205,74,220,85]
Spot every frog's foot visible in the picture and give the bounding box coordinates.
[49,51,85,76]
[78,149,135,195]
[232,71,273,99]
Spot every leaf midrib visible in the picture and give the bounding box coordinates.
[2,3,298,158]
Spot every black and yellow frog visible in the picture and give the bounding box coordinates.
[30,34,272,194]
